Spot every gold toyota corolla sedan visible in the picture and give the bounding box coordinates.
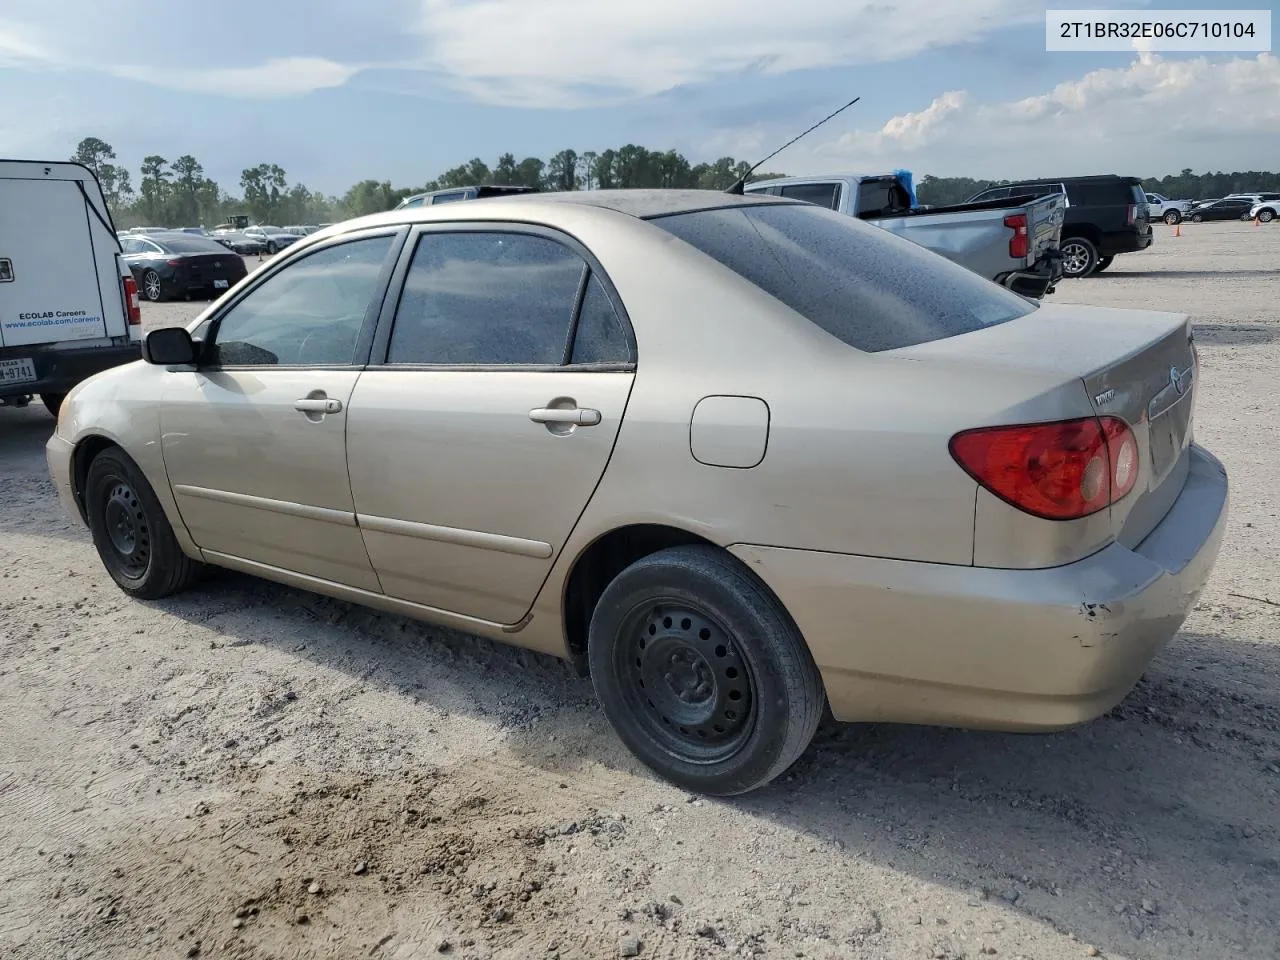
[47,190,1228,795]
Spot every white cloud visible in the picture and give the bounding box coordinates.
[110,58,359,98]
[791,53,1280,177]
[413,0,1068,108]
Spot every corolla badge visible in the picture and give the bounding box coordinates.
[1170,365,1186,395]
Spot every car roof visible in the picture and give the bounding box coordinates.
[478,188,799,220]
[1005,175,1141,186]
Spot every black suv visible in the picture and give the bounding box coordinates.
[966,175,1151,277]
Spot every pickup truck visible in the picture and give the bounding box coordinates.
[1143,192,1194,225]
[745,173,1065,298]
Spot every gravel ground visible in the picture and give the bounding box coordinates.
[1,221,1277,960]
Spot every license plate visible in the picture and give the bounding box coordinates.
[213,279,229,289]
[0,357,37,385]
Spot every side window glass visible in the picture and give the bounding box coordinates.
[120,237,141,254]
[779,182,840,209]
[388,232,585,365]
[208,234,393,367]
[570,273,632,364]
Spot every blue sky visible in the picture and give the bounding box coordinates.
[1,0,1276,197]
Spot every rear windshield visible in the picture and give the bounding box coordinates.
[649,203,1035,353]
[1064,180,1141,206]
[157,235,235,254]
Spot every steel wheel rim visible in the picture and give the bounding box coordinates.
[1061,242,1091,275]
[103,478,151,577]
[144,272,161,300]
[615,601,756,764]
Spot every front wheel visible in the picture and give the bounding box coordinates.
[1191,213,1204,223]
[1260,209,1275,223]
[1060,237,1100,278]
[266,241,278,255]
[141,269,163,302]
[587,545,825,796]
[85,447,204,599]
[1163,210,1182,225]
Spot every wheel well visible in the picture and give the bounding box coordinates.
[71,435,119,521]
[1060,227,1101,247]
[563,524,717,674]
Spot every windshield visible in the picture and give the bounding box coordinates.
[648,202,1035,353]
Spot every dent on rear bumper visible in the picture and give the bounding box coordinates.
[45,433,81,523]
[731,445,1228,731]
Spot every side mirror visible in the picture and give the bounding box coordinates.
[143,327,197,366]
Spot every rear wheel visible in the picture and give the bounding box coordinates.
[1060,237,1099,278]
[141,269,163,302]
[587,545,825,796]
[1093,256,1115,273]
[40,393,65,418]
[85,447,204,599]
[1163,210,1182,225]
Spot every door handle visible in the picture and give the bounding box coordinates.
[294,397,343,414]
[529,407,601,426]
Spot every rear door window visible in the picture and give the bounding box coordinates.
[777,182,841,210]
[649,203,1034,353]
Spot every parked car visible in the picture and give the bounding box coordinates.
[177,226,210,236]
[967,175,1151,278]
[1143,192,1193,225]
[48,189,1227,796]
[1188,198,1255,222]
[127,226,169,235]
[283,225,321,236]
[395,185,538,209]
[120,232,248,302]
[243,225,302,255]
[211,230,266,255]
[0,159,142,417]
[1249,198,1280,223]
[746,173,1065,298]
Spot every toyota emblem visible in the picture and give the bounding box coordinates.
[1170,365,1185,395]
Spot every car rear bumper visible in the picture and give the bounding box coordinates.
[729,444,1228,731]
[0,339,141,400]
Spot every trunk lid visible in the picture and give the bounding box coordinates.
[180,254,243,283]
[891,303,1197,545]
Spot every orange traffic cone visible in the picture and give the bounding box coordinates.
[1255,216,1261,227]
[1173,222,1181,237]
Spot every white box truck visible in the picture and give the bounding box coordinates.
[0,159,142,417]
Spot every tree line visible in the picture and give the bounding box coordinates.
[72,137,1280,229]
[915,171,1280,206]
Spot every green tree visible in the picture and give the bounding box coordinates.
[139,155,171,223]
[70,136,133,215]
[493,153,519,185]
[546,150,579,191]
[578,151,599,190]
[169,154,206,225]
[339,179,400,218]
[241,163,288,222]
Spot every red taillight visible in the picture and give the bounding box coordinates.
[950,416,1138,521]
[122,275,142,326]
[166,259,184,267]
[1127,204,1137,225]
[1003,213,1029,259]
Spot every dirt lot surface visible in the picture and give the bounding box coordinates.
[2,222,1277,960]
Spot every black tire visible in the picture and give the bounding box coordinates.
[1163,210,1182,225]
[1260,209,1275,223]
[1191,213,1204,223]
[1093,255,1115,273]
[85,447,204,599]
[1060,236,1099,278]
[40,393,66,418]
[587,545,825,796]
[266,241,278,255]
[141,269,164,302]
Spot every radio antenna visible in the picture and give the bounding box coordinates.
[725,95,861,195]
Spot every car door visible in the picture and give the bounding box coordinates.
[160,228,404,591]
[346,225,636,625]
